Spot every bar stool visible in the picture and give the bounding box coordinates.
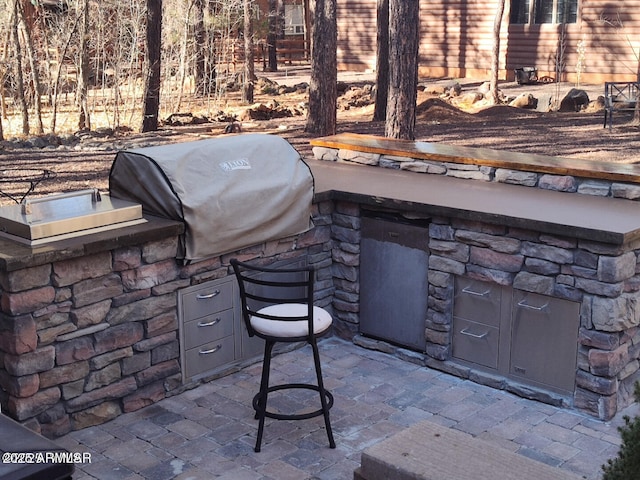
[230,258,336,452]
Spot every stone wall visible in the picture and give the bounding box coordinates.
[0,201,333,437]
[312,146,640,200]
[317,146,640,421]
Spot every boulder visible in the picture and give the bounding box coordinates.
[509,93,538,109]
[559,88,590,112]
[584,95,606,113]
[256,77,279,95]
[423,84,447,95]
[445,81,463,97]
[338,84,374,110]
[279,82,308,94]
[423,81,461,97]
[451,91,484,108]
[534,93,553,112]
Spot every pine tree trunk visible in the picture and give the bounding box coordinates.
[489,0,506,104]
[373,0,389,121]
[385,0,418,140]
[194,0,206,96]
[242,0,255,104]
[266,0,277,72]
[18,1,43,134]
[305,0,337,136]
[77,0,91,130]
[11,0,29,135]
[142,0,162,132]
[175,0,190,113]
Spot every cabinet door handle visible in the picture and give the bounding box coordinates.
[199,344,222,355]
[196,290,220,300]
[517,299,549,311]
[462,286,490,297]
[460,328,488,339]
[198,317,221,328]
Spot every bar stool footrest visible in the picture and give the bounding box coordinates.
[253,383,334,421]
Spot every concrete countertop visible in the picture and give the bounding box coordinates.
[308,159,640,245]
[3,157,639,272]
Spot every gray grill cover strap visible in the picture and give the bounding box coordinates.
[109,134,314,261]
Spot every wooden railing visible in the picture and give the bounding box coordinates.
[214,37,309,71]
[257,38,309,66]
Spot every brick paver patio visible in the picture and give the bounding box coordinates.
[57,337,633,480]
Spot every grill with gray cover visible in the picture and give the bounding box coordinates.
[109,134,314,262]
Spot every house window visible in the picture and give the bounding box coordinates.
[284,4,304,35]
[510,0,530,23]
[510,0,577,24]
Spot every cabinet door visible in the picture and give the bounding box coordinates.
[510,291,580,395]
[360,216,429,351]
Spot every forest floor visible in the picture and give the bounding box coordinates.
[1,66,639,205]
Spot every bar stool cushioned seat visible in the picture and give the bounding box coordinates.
[251,304,332,337]
[230,258,336,453]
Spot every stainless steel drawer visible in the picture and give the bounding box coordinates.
[183,308,234,350]
[453,278,503,327]
[181,280,233,320]
[184,335,236,379]
[452,317,499,369]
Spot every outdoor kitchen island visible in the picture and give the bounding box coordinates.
[2,133,640,441]
[311,133,640,422]
[0,134,336,439]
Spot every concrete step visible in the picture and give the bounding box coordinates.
[356,421,584,480]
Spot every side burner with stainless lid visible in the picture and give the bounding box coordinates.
[0,189,145,245]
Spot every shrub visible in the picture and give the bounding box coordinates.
[602,382,640,480]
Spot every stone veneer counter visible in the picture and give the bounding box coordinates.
[309,158,640,245]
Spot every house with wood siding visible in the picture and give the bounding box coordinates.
[334,0,640,84]
[258,0,638,83]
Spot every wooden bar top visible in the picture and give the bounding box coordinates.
[310,133,640,184]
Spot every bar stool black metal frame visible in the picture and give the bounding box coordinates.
[230,258,336,453]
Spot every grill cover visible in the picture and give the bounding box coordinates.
[109,134,314,261]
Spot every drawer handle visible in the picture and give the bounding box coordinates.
[196,290,221,300]
[517,299,549,311]
[199,344,222,355]
[462,286,490,297]
[198,317,221,328]
[460,328,488,339]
